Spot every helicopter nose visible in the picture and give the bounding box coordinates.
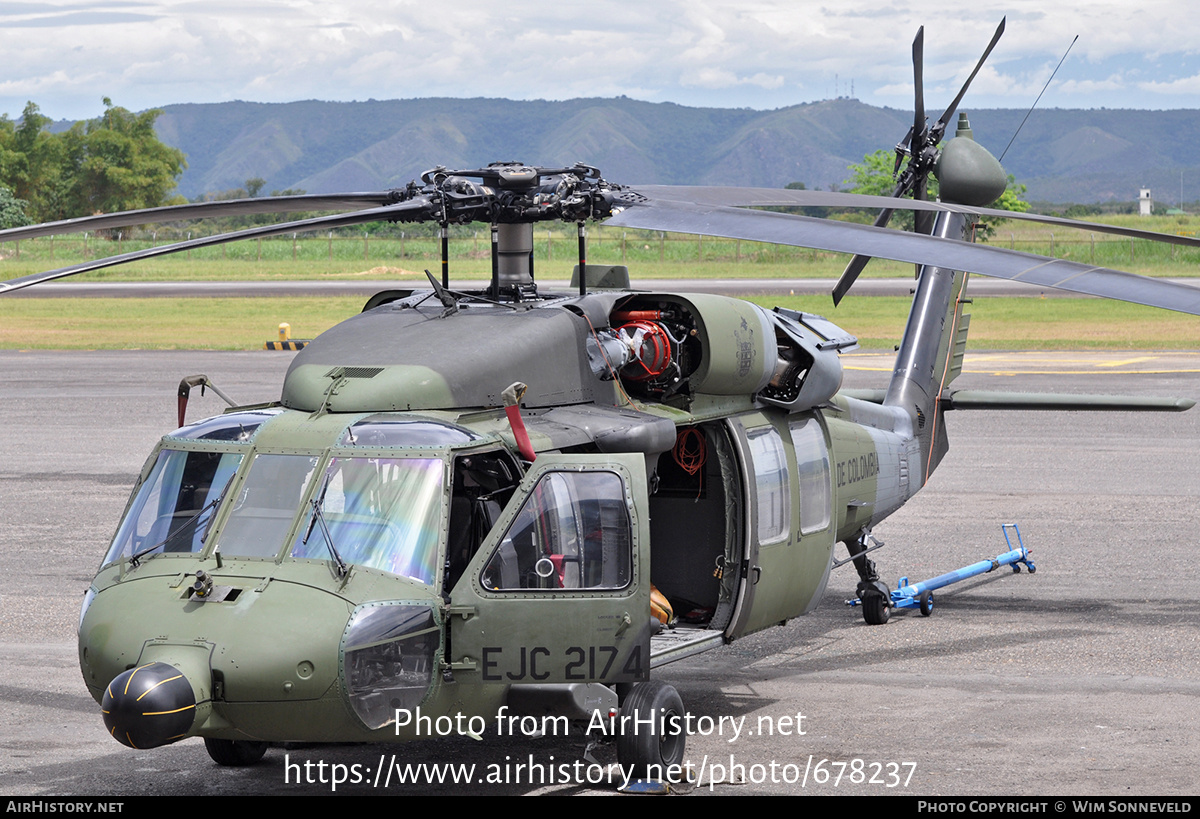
[101,662,197,749]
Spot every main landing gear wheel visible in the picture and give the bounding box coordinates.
[617,681,686,779]
[919,590,934,616]
[204,738,268,766]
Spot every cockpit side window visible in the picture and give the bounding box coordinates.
[445,450,521,590]
[480,471,632,592]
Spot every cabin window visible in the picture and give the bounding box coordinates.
[291,456,443,585]
[789,417,831,534]
[747,426,790,544]
[481,471,632,592]
[104,448,243,566]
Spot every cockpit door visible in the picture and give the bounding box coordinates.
[447,453,650,685]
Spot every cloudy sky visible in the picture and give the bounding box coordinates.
[2,0,1198,122]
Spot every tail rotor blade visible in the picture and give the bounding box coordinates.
[834,202,902,304]
[931,17,1006,142]
[912,26,926,149]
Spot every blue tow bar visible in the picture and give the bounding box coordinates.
[848,524,1035,617]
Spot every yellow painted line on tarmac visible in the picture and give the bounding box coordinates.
[1095,356,1157,368]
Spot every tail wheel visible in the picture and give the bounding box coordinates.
[617,681,686,779]
[204,738,268,767]
[861,590,890,625]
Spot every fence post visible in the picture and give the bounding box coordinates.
[292,233,297,261]
[1049,232,1054,256]
[659,232,664,263]
[364,232,369,260]
[257,237,261,261]
[328,231,333,261]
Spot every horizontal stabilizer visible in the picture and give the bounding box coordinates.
[841,388,1194,412]
[942,390,1195,412]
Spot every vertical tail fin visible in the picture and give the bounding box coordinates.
[883,211,972,485]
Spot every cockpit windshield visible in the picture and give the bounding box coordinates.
[103,448,242,567]
[290,456,443,585]
[217,454,320,559]
[103,410,453,586]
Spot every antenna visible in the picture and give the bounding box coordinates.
[1000,35,1078,162]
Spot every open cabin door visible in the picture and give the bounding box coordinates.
[448,453,651,685]
[728,413,837,637]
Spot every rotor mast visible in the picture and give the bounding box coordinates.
[400,161,615,302]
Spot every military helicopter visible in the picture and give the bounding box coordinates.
[3,19,1199,781]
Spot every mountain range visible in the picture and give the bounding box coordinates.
[148,97,1200,206]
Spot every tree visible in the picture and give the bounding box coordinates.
[845,148,1028,238]
[60,98,187,217]
[0,186,30,229]
[1,102,69,221]
[843,148,937,231]
[0,98,187,223]
[974,175,1029,241]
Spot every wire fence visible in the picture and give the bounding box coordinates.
[3,225,1200,270]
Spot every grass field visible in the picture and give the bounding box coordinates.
[3,213,1200,283]
[2,293,1198,351]
[2,215,1200,350]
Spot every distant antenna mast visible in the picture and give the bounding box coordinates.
[1000,35,1078,161]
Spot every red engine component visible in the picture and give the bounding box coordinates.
[618,320,673,381]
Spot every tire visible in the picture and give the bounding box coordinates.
[616,681,686,779]
[918,591,934,617]
[861,590,890,625]
[204,738,268,767]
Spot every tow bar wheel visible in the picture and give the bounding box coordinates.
[617,681,687,779]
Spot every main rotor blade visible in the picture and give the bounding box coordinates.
[931,17,1006,142]
[0,198,432,294]
[627,185,1200,251]
[0,192,402,243]
[606,199,1200,316]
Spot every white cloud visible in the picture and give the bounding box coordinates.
[3,0,1200,119]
